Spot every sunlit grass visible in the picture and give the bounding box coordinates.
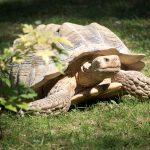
[1,99,150,149]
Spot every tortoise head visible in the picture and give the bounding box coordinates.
[77,55,121,87]
[85,55,121,73]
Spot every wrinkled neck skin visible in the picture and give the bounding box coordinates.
[112,70,150,99]
[76,69,115,87]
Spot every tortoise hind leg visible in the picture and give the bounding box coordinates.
[29,76,77,114]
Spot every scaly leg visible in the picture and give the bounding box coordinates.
[113,70,150,99]
[28,76,77,114]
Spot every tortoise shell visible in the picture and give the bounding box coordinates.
[10,22,145,90]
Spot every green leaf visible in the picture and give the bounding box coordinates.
[52,36,73,47]
[1,77,11,87]
[20,93,37,99]
[22,24,34,34]
[35,49,54,64]
[0,98,6,105]
[3,48,10,54]
[5,104,17,112]
[17,102,29,110]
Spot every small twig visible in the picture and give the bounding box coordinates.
[0,126,2,140]
[17,137,34,148]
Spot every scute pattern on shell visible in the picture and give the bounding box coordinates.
[62,23,129,53]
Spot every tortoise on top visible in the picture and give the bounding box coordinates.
[10,22,150,114]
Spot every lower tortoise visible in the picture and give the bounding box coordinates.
[10,22,150,114]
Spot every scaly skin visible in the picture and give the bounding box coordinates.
[29,76,77,114]
[113,70,150,98]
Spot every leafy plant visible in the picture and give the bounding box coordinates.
[0,48,36,112]
[14,24,72,71]
[0,24,70,112]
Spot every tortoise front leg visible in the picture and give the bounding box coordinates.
[113,70,150,99]
[28,76,77,114]
[29,91,71,114]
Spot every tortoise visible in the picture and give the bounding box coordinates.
[10,22,150,114]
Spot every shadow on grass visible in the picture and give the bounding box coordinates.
[1,129,147,149]
[1,114,147,149]
[45,133,144,149]
[0,0,149,50]
[0,0,149,23]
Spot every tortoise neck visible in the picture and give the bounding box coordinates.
[76,71,101,87]
[76,69,112,87]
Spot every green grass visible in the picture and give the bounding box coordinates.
[1,98,150,150]
[0,0,150,149]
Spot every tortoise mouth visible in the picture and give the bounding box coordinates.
[96,67,120,73]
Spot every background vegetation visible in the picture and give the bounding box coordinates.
[0,0,150,149]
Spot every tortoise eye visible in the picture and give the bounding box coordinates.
[104,58,109,62]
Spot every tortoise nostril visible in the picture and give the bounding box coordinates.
[104,58,109,62]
